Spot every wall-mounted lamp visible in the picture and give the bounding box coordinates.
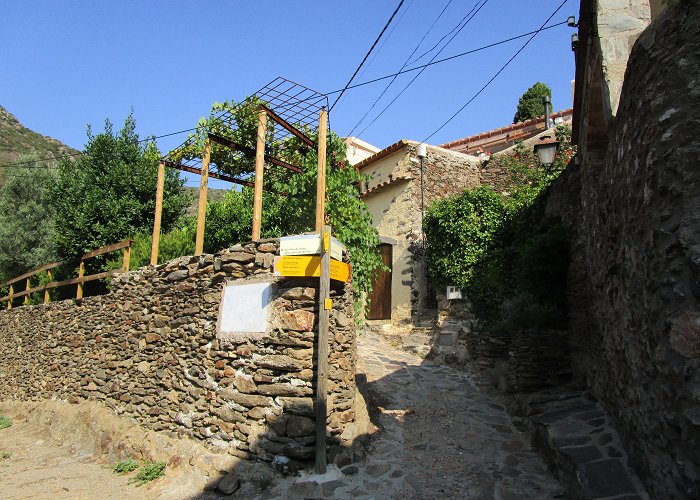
[534,135,560,168]
[571,32,579,51]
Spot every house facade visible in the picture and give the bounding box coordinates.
[351,140,480,329]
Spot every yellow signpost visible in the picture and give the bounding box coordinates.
[273,255,350,283]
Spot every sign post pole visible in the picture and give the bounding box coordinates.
[315,225,331,474]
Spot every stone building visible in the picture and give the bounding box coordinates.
[352,140,480,329]
[541,0,700,496]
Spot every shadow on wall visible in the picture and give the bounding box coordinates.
[189,370,382,498]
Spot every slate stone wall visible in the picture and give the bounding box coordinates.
[545,3,700,496]
[0,239,357,465]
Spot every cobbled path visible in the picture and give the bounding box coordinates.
[263,331,564,499]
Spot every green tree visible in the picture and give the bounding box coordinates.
[0,155,56,281]
[48,113,189,262]
[513,82,553,123]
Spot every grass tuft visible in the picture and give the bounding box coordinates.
[130,461,166,486]
[113,458,139,474]
[0,416,11,429]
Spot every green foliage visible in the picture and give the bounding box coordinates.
[0,155,56,282]
[48,112,190,264]
[130,461,166,486]
[0,451,10,459]
[113,458,139,474]
[174,99,383,314]
[425,125,575,333]
[513,82,553,123]
[0,416,11,429]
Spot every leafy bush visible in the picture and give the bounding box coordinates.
[424,126,575,333]
[131,461,166,486]
[0,416,11,429]
[113,458,139,474]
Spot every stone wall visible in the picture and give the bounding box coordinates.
[0,239,358,466]
[545,2,700,496]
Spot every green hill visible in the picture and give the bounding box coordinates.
[0,105,78,175]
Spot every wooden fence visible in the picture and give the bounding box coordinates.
[0,239,132,309]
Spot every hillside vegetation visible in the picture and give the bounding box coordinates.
[0,106,78,182]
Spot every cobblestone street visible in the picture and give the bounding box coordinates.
[261,331,563,498]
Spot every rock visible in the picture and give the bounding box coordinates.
[166,270,188,282]
[286,415,315,437]
[257,384,312,397]
[145,333,161,343]
[217,473,241,495]
[282,310,315,331]
[341,465,359,475]
[277,397,314,417]
[220,252,255,264]
[256,355,304,372]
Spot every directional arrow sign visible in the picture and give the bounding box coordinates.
[273,256,350,283]
[280,234,344,261]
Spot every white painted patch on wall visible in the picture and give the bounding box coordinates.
[217,282,272,336]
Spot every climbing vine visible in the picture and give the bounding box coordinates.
[424,125,575,332]
[165,99,383,316]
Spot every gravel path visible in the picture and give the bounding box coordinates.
[261,331,564,498]
[0,420,155,499]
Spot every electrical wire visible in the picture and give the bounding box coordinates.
[328,0,406,113]
[0,16,570,171]
[347,0,455,137]
[355,0,490,138]
[422,0,569,144]
[355,0,415,84]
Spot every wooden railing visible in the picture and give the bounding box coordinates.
[0,239,132,309]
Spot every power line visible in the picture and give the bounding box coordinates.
[355,0,415,84]
[328,0,406,113]
[347,0,455,137]
[422,0,569,144]
[355,0,490,138]
[0,16,570,171]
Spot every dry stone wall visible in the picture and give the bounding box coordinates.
[0,239,357,466]
[545,3,700,496]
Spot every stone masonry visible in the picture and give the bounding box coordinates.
[0,239,358,466]
[545,2,700,496]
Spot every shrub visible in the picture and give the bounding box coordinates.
[113,458,139,474]
[131,461,166,486]
[0,416,11,429]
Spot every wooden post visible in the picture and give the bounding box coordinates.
[24,278,30,305]
[44,270,53,304]
[315,108,328,232]
[195,138,212,255]
[76,260,85,299]
[150,160,166,265]
[252,108,267,241]
[123,244,131,273]
[315,225,332,474]
[8,284,13,310]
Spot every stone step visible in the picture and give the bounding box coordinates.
[523,392,649,499]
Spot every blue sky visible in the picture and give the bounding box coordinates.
[1,0,577,188]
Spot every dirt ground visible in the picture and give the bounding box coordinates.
[0,419,156,499]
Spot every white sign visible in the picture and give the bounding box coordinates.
[218,282,271,335]
[280,234,344,261]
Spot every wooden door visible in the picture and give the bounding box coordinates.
[368,244,392,320]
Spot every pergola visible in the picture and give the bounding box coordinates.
[150,78,329,264]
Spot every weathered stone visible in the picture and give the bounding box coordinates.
[277,397,314,417]
[166,270,189,282]
[255,355,304,372]
[145,333,161,343]
[282,310,315,331]
[220,252,255,264]
[257,384,312,397]
[286,415,315,437]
